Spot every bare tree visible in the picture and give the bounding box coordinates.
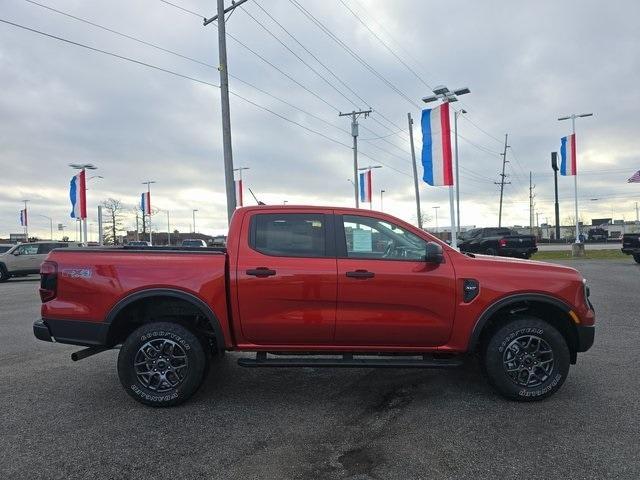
[101,198,125,245]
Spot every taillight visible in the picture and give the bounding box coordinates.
[499,239,507,247]
[40,261,57,302]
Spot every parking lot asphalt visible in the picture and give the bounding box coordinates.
[1,260,639,480]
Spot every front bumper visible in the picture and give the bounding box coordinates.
[575,324,595,352]
[33,318,109,346]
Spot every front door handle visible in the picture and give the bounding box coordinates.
[246,267,277,277]
[345,269,375,279]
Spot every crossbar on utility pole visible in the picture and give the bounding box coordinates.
[340,109,371,208]
[408,113,423,229]
[204,0,247,224]
[495,134,510,227]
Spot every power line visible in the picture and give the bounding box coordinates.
[288,0,420,109]
[0,16,414,178]
[157,0,204,18]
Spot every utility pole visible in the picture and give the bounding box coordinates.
[551,152,561,240]
[22,199,29,240]
[340,109,372,208]
[204,0,249,224]
[407,113,423,229]
[495,134,510,227]
[529,172,536,235]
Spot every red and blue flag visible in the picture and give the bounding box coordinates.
[421,103,453,186]
[359,169,372,203]
[560,134,577,176]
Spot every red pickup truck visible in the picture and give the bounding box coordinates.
[34,206,595,406]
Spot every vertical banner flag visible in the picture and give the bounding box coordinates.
[69,169,87,219]
[560,134,577,176]
[20,209,28,227]
[140,192,151,215]
[421,103,453,186]
[359,169,372,203]
[235,179,243,207]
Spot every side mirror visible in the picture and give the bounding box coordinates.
[424,242,444,264]
[13,250,21,256]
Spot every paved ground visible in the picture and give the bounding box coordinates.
[1,261,639,480]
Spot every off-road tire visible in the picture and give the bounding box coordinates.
[483,316,570,401]
[117,322,208,407]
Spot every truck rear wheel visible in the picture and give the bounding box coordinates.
[483,316,570,401]
[117,322,208,407]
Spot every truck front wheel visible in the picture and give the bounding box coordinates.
[117,322,208,407]
[483,316,570,401]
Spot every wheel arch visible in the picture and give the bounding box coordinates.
[105,288,225,353]
[469,293,579,363]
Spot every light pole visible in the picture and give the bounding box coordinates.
[21,199,29,240]
[433,206,440,234]
[142,180,156,245]
[453,109,467,234]
[558,112,593,245]
[166,211,171,245]
[70,163,97,245]
[192,209,198,234]
[380,190,385,212]
[358,165,382,210]
[423,85,470,249]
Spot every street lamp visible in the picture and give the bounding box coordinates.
[142,181,156,245]
[558,112,593,245]
[192,209,199,233]
[380,189,386,212]
[33,214,53,240]
[423,85,470,249]
[70,163,98,245]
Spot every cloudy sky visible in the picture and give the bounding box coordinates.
[1,0,639,239]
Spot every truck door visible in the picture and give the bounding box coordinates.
[334,214,456,347]
[235,211,337,345]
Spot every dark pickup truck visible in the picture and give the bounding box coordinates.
[621,233,640,263]
[458,227,538,259]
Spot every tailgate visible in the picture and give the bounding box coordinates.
[622,234,640,249]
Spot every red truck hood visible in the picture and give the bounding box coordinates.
[466,253,581,276]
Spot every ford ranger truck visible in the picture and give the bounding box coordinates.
[33,206,595,407]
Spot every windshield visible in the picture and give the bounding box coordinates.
[0,245,12,254]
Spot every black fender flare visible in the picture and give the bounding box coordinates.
[468,293,573,351]
[105,288,225,352]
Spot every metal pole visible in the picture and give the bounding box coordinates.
[97,205,103,246]
[572,116,580,243]
[49,218,53,240]
[433,206,439,233]
[380,190,385,212]
[552,152,561,240]
[193,210,197,233]
[147,183,153,246]
[454,111,461,234]
[23,200,29,240]
[408,113,423,229]
[217,0,236,224]
[167,211,171,246]
[448,187,457,248]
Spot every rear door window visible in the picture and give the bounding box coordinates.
[250,213,328,258]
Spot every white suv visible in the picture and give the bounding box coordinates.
[0,242,81,282]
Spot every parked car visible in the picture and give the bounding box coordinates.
[459,227,538,258]
[127,241,151,247]
[0,241,82,282]
[181,238,207,247]
[34,206,594,406]
[0,244,13,254]
[621,233,640,263]
[587,228,608,242]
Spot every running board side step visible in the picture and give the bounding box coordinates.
[237,352,463,369]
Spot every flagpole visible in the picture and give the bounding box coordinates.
[572,117,579,243]
[23,200,29,241]
[448,186,457,248]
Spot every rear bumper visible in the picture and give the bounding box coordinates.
[576,324,595,352]
[33,318,109,347]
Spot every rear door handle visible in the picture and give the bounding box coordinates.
[246,267,277,277]
[345,269,375,279]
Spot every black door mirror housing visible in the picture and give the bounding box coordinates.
[424,242,444,263]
